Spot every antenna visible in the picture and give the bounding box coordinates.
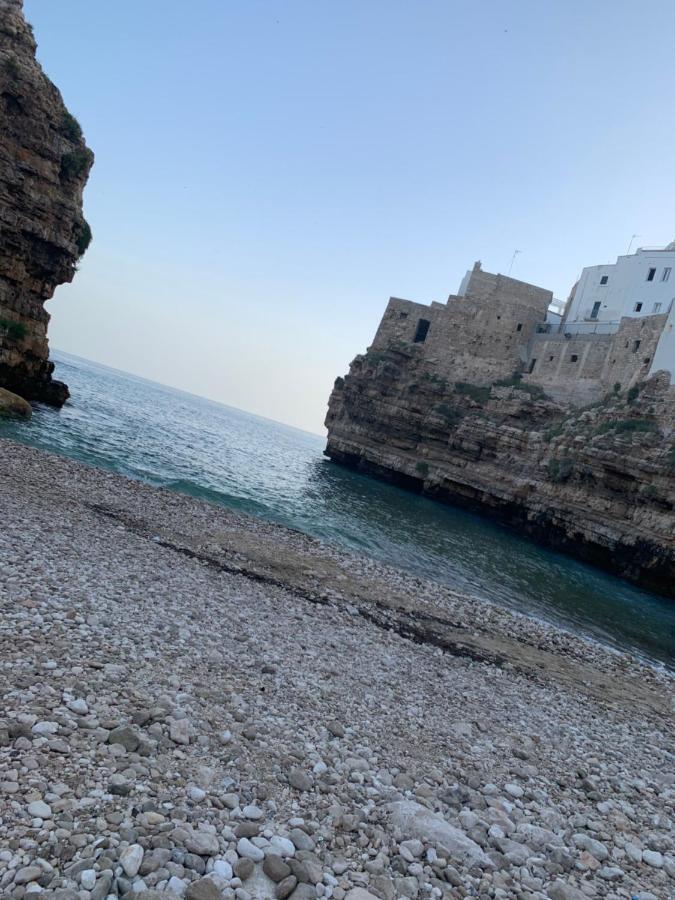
[507,249,522,276]
[626,234,640,255]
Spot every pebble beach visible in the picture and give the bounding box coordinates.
[0,437,673,900]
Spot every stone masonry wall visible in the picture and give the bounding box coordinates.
[524,314,668,404]
[370,266,552,386]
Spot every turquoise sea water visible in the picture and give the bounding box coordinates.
[2,350,674,666]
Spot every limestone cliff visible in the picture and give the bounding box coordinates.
[0,0,93,405]
[325,343,675,597]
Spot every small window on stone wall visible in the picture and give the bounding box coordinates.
[549,355,554,361]
[399,311,408,319]
[633,340,641,352]
[516,323,523,332]
[570,354,578,362]
[414,318,430,343]
[643,357,651,365]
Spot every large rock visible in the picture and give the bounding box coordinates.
[0,386,31,418]
[0,0,93,405]
[385,801,493,869]
[546,881,587,900]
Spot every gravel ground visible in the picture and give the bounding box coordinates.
[0,438,673,900]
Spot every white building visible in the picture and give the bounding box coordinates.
[564,241,675,381]
[564,242,675,326]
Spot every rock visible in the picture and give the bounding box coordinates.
[269,836,296,858]
[572,834,608,861]
[212,859,233,880]
[288,768,313,791]
[120,843,145,877]
[546,882,587,900]
[643,849,663,867]
[14,866,43,885]
[108,724,139,751]
[288,828,315,851]
[0,2,92,406]
[27,799,51,818]
[264,855,292,882]
[185,831,220,857]
[385,801,493,869]
[276,874,298,899]
[243,803,263,820]
[234,856,255,880]
[345,891,380,900]
[185,877,222,900]
[170,718,190,745]
[237,836,265,861]
[80,869,96,890]
[0,387,31,418]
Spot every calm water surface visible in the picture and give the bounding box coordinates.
[2,351,673,666]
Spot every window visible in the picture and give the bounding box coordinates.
[590,301,601,320]
[570,354,578,362]
[643,357,651,366]
[600,275,609,285]
[634,302,643,312]
[653,302,662,313]
[633,340,641,352]
[413,318,430,343]
[516,323,523,332]
[662,267,671,282]
[528,358,537,373]
[647,268,656,281]
[549,355,554,361]
[399,311,408,319]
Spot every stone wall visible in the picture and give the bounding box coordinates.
[525,314,668,404]
[370,265,551,386]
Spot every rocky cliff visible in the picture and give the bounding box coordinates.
[0,0,93,405]
[325,344,675,597]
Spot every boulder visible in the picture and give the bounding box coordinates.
[0,387,31,418]
[385,800,493,869]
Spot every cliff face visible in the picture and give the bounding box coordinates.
[0,0,93,405]
[325,344,675,597]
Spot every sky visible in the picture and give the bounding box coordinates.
[25,0,675,434]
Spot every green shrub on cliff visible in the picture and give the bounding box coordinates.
[60,148,92,180]
[0,318,27,342]
[75,219,92,257]
[3,56,21,80]
[548,456,574,483]
[62,111,83,142]
[494,374,547,399]
[415,461,429,476]
[596,418,659,436]
[435,403,463,427]
[455,382,491,404]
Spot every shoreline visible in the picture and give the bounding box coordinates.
[1,436,674,899]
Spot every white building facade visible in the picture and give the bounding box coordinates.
[563,242,675,382]
[565,243,675,326]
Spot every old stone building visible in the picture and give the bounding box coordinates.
[369,261,672,405]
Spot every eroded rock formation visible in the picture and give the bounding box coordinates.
[0,0,93,404]
[325,343,675,597]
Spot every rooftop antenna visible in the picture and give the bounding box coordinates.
[507,249,522,276]
[626,234,640,255]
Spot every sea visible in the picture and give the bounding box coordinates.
[1,350,673,667]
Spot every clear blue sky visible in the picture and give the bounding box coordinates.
[25,0,675,433]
